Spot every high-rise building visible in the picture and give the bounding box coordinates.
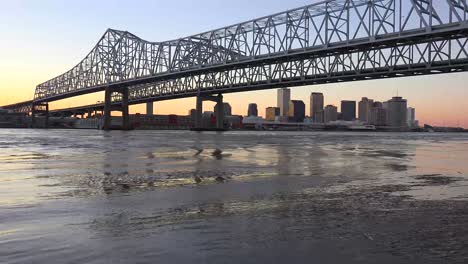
[214,102,232,117]
[247,103,258,117]
[288,100,305,122]
[323,105,338,123]
[277,88,291,117]
[189,109,197,124]
[369,102,387,126]
[358,97,374,123]
[341,101,356,121]
[265,107,280,121]
[407,107,416,128]
[310,92,324,123]
[386,97,408,128]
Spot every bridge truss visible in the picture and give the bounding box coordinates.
[1,0,467,129]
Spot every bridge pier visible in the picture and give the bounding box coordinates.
[103,87,131,131]
[31,102,49,128]
[195,94,224,130]
[146,102,154,116]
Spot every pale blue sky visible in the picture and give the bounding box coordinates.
[1,0,467,127]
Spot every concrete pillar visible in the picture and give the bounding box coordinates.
[103,87,112,131]
[146,102,154,116]
[31,106,36,128]
[122,88,130,130]
[44,103,49,129]
[215,95,224,129]
[195,96,203,129]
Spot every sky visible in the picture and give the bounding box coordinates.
[0,0,467,128]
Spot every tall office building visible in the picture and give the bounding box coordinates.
[310,92,324,123]
[369,102,387,126]
[358,97,374,123]
[341,100,356,121]
[214,103,232,117]
[189,109,197,123]
[323,105,338,123]
[265,107,280,121]
[386,97,408,128]
[247,103,258,117]
[288,100,306,122]
[277,88,291,117]
[407,107,416,128]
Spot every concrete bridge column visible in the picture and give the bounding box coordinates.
[103,87,131,131]
[195,96,203,129]
[31,102,49,128]
[146,102,154,116]
[121,88,130,131]
[215,94,224,129]
[103,87,112,131]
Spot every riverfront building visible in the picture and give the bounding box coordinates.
[386,97,408,129]
[341,101,356,121]
[214,103,232,117]
[265,107,280,121]
[288,100,306,122]
[358,97,374,124]
[407,107,417,128]
[310,92,324,123]
[247,103,258,117]
[277,88,291,117]
[324,105,338,123]
[369,102,387,126]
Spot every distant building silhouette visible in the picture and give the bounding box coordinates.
[277,88,291,117]
[215,103,232,117]
[341,101,356,121]
[288,100,305,122]
[324,105,338,123]
[247,103,258,117]
[310,92,324,123]
[386,97,408,128]
[407,107,417,128]
[265,107,280,121]
[358,97,373,124]
[369,102,387,126]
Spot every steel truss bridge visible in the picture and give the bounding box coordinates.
[2,0,468,129]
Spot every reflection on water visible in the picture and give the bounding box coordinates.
[1,129,468,263]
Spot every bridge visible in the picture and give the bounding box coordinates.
[2,0,468,130]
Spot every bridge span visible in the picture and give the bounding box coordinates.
[2,0,468,130]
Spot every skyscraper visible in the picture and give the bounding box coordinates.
[247,103,258,117]
[369,102,387,126]
[310,92,324,123]
[265,107,280,121]
[214,103,232,117]
[407,107,416,128]
[277,88,291,117]
[323,105,338,123]
[341,101,356,121]
[386,97,408,129]
[288,100,305,122]
[358,97,374,123]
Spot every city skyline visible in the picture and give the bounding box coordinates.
[1,0,468,128]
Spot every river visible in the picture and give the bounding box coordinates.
[1,129,468,263]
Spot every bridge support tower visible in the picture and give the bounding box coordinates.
[103,87,130,131]
[31,102,49,128]
[146,102,154,116]
[195,94,224,130]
